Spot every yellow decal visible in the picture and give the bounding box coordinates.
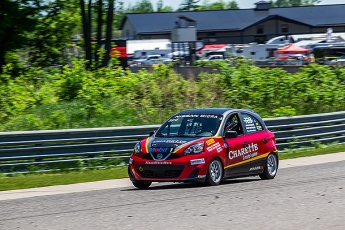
[145,138,149,153]
[224,152,270,169]
[206,138,215,146]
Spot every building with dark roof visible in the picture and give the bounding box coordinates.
[120,2,345,44]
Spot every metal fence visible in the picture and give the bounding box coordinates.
[1,111,345,173]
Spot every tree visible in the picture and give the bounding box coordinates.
[80,0,93,68]
[95,0,103,66]
[156,0,174,12]
[114,1,125,31]
[79,0,117,68]
[179,0,201,11]
[27,0,80,67]
[102,0,115,67]
[270,0,321,7]
[196,0,239,10]
[0,0,39,72]
[130,0,154,13]
[226,1,239,9]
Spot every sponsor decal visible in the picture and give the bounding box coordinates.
[228,143,258,160]
[190,158,205,165]
[153,140,187,144]
[174,114,219,119]
[175,114,200,118]
[145,161,172,165]
[149,147,170,153]
[243,116,253,124]
[199,115,219,118]
[243,115,257,132]
[249,166,263,171]
[217,147,223,153]
[206,138,215,146]
[129,158,133,164]
[206,142,221,152]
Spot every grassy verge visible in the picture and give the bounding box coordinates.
[279,143,345,160]
[1,143,345,192]
[0,166,128,192]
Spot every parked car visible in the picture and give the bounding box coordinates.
[128,108,279,189]
[328,55,345,66]
[132,55,172,66]
[197,55,225,62]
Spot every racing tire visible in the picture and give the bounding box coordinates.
[205,158,223,186]
[259,153,278,180]
[132,181,152,189]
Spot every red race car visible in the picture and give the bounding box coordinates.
[128,108,278,189]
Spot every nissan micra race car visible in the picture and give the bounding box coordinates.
[128,108,278,189]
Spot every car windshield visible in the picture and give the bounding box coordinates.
[155,114,223,138]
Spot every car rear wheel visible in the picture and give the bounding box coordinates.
[205,158,223,186]
[259,153,278,180]
[132,181,152,189]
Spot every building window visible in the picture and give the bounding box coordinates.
[257,25,264,34]
[281,24,289,33]
[126,30,130,38]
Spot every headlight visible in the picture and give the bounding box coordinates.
[133,142,141,155]
[184,142,205,155]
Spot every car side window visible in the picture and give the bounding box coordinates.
[241,113,263,134]
[224,114,244,135]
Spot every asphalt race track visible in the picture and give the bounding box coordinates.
[0,161,344,230]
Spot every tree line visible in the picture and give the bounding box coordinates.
[0,0,322,72]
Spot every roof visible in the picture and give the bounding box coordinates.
[255,1,271,4]
[293,40,324,47]
[121,4,345,34]
[177,108,234,115]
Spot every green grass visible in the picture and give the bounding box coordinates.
[1,143,345,192]
[0,166,128,191]
[279,142,345,160]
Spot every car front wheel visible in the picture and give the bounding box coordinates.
[132,181,152,189]
[205,158,223,186]
[260,153,278,180]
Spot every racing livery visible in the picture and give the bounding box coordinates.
[128,108,278,189]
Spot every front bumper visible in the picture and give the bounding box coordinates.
[128,154,210,183]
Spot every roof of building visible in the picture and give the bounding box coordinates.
[121,4,345,35]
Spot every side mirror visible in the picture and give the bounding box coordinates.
[224,131,238,138]
[149,131,155,137]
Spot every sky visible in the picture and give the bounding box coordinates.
[124,0,345,10]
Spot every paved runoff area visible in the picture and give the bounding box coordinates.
[1,152,345,201]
